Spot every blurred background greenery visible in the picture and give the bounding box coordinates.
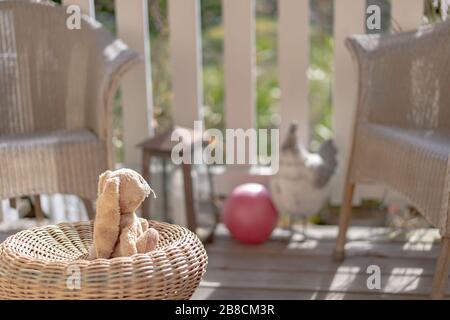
[55,0,449,163]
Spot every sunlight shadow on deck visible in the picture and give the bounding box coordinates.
[193,226,444,300]
[384,268,424,293]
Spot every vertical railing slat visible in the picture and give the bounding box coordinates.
[331,0,366,204]
[62,0,95,18]
[391,0,424,32]
[211,0,256,194]
[278,0,309,145]
[223,0,256,131]
[115,0,154,170]
[168,0,203,128]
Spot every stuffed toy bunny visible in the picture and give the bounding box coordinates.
[88,168,159,260]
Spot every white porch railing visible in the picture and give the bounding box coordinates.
[63,0,425,202]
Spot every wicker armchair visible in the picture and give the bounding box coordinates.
[334,20,450,299]
[0,1,139,218]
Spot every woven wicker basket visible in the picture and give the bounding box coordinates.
[0,220,207,300]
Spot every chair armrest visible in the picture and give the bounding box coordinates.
[81,19,140,169]
[97,40,140,168]
[347,21,450,129]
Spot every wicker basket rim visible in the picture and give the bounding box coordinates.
[0,220,195,266]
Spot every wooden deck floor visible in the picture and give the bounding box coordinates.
[0,222,446,300]
[192,225,447,300]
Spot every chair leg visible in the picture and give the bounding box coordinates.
[431,237,450,299]
[33,195,45,221]
[9,198,17,209]
[333,182,355,261]
[82,199,95,220]
[0,200,4,223]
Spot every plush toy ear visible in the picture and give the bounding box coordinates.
[97,170,113,196]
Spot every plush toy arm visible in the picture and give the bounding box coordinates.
[137,228,159,254]
[118,226,138,256]
[139,218,149,232]
[93,177,121,259]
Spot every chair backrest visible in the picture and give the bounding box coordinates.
[0,0,107,135]
[347,20,450,130]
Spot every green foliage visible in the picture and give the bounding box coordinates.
[255,17,278,132]
[425,0,450,22]
[309,21,333,149]
[202,15,224,132]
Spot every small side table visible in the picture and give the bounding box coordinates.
[138,127,218,243]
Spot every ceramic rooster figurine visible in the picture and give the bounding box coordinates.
[270,122,338,238]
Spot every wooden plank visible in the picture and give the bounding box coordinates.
[223,0,256,131]
[168,0,203,128]
[214,224,441,244]
[331,0,367,204]
[115,0,154,169]
[200,267,448,296]
[207,237,441,260]
[182,163,197,232]
[278,0,309,144]
[62,0,95,18]
[193,287,316,300]
[192,286,430,300]
[207,225,442,260]
[214,0,257,194]
[391,0,424,32]
[206,252,440,277]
